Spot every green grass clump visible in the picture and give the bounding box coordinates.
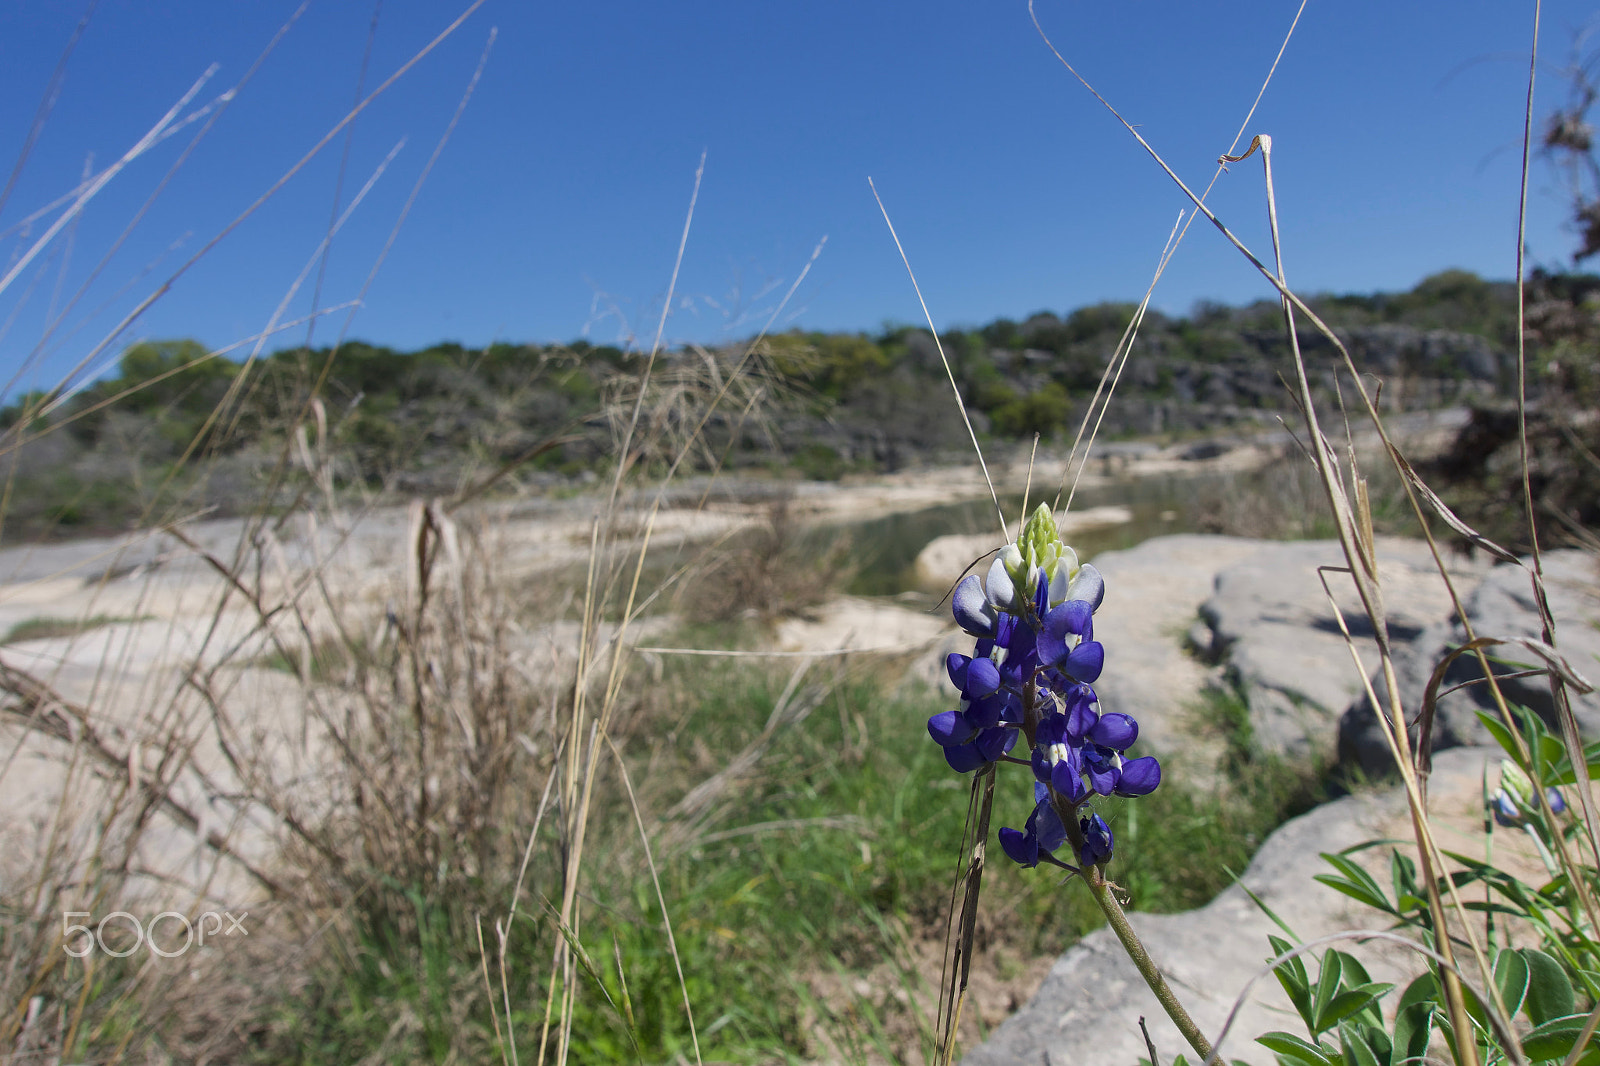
[258,654,1314,1065]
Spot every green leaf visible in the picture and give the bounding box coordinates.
[1388,1001,1435,1066]
[1390,851,1418,908]
[1243,879,1307,946]
[1520,1012,1592,1062]
[1258,1030,1340,1066]
[1395,973,1440,1016]
[1493,947,1531,1020]
[1338,1021,1384,1066]
[1320,984,1395,1032]
[1475,709,1521,762]
[1521,948,1576,1025]
[1332,951,1374,987]
[1312,951,1346,1035]
[1270,934,1314,1030]
[1459,976,1491,1035]
[1518,704,1566,772]
[1314,853,1395,915]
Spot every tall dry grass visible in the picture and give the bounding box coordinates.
[0,20,839,1056]
[905,5,1600,1064]
[3,4,1597,1066]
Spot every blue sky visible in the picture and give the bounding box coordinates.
[1,0,1596,394]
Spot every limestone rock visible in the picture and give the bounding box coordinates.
[1085,535,1261,761]
[962,747,1504,1066]
[1339,550,1600,777]
[1195,538,1489,757]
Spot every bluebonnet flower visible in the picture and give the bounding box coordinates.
[1490,759,1567,827]
[930,503,1162,872]
[1078,814,1115,866]
[998,782,1069,868]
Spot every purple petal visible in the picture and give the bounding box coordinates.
[1115,756,1162,796]
[1063,641,1104,684]
[965,693,1006,729]
[974,726,1018,763]
[1037,629,1068,668]
[1088,712,1138,750]
[953,575,998,638]
[964,657,1001,699]
[944,743,986,774]
[945,653,972,690]
[1031,747,1051,784]
[1034,799,1068,853]
[1044,600,1095,641]
[1078,814,1114,866]
[998,826,1038,867]
[1065,699,1098,744]
[997,691,1024,726]
[1051,758,1088,804]
[1085,759,1119,796]
[927,710,977,748]
[1067,564,1105,611]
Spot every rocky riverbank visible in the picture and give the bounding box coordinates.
[2,434,1593,1063]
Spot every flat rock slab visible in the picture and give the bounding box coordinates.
[774,596,949,655]
[1196,538,1490,757]
[1340,549,1600,776]
[963,746,1533,1066]
[1086,535,1263,761]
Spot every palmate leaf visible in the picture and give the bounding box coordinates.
[1269,934,1316,1031]
[1311,950,1345,1035]
[1476,708,1568,779]
[1389,852,1419,904]
[1314,853,1395,915]
[1493,948,1532,1021]
[1395,972,1439,1015]
[1337,1020,1384,1066]
[1334,952,1375,987]
[1319,983,1394,1035]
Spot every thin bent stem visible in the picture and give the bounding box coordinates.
[869,176,1010,542]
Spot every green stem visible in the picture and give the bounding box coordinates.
[1088,871,1214,1063]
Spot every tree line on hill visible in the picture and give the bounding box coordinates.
[0,268,1594,543]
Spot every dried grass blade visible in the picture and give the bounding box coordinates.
[1389,450,1520,563]
[868,176,1008,541]
[607,735,700,1066]
[937,762,995,1065]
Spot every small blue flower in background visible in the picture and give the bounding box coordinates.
[929,503,1162,872]
[1490,758,1568,828]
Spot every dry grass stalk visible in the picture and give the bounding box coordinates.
[1020,3,1597,1063]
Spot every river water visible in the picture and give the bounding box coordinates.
[799,471,1237,599]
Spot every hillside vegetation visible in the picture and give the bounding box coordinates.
[0,268,1590,543]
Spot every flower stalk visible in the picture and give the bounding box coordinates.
[1088,866,1214,1062]
[929,503,1203,1057]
